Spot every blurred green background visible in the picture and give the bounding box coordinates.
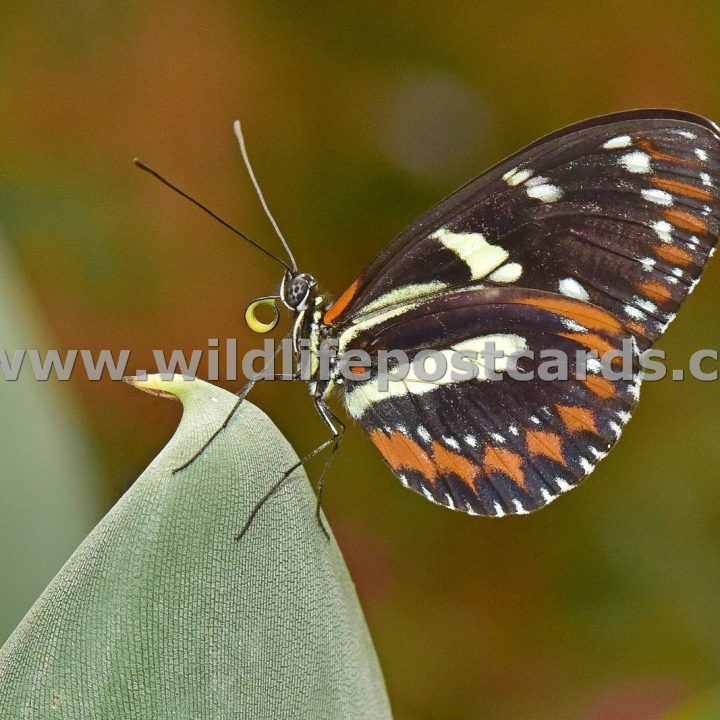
[1,2,720,719]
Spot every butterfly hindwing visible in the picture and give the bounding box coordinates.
[339,286,641,516]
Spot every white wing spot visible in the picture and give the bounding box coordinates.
[444,493,456,509]
[642,189,673,206]
[602,135,632,149]
[442,436,461,450]
[561,318,588,332]
[432,228,509,280]
[421,486,435,503]
[525,175,549,187]
[558,277,590,301]
[488,262,523,283]
[527,183,564,203]
[701,172,713,187]
[650,220,673,243]
[529,415,541,425]
[417,425,431,442]
[640,257,656,271]
[555,477,572,492]
[579,457,594,474]
[509,424,520,436]
[503,167,534,186]
[464,434,478,447]
[695,148,709,161]
[489,432,506,445]
[493,502,506,517]
[624,304,646,320]
[541,488,556,503]
[512,499,529,514]
[672,267,683,277]
[451,334,528,381]
[675,129,697,139]
[620,151,652,174]
[688,235,700,247]
[359,281,448,316]
[634,296,657,313]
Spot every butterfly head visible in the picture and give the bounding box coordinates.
[245,271,318,335]
[281,271,317,310]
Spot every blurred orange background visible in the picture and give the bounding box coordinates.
[1,3,720,719]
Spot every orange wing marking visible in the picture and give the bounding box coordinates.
[653,243,694,267]
[323,279,360,325]
[525,430,566,466]
[515,296,623,335]
[663,208,708,235]
[369,429,436,479]
[369,430,482,491]
[555,404,600,436]
[625,320,647,337]
[559,331,615,358]
[431,441,479,489]
[635,280,672,304]
[483,446,526,489]
[651,177,713,202]
[638,139,699,167]
[583,375,616,399]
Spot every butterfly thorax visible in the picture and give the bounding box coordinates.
[284,273,339,399]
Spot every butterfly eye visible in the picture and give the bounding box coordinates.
[284,276,311,308]
[245,296,280,334]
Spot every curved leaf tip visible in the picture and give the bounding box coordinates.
[0,378,392,719]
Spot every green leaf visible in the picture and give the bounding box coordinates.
[0,235,100,645]
[0,375,392,719]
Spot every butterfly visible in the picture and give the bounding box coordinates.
[139,109,719,530]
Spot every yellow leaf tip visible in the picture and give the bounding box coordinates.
[123,373,196,400]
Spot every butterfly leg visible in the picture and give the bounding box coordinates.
[235,399,344,541]
[172,335,294,474]
[234,432,339,541]
[312,400,346,538]
[172,381,254,474]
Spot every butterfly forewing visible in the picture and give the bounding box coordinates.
[324,110,719,352]
[318,110,719,516]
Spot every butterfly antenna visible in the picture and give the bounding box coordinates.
[233,119,298,272]
[133,158,293,273]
